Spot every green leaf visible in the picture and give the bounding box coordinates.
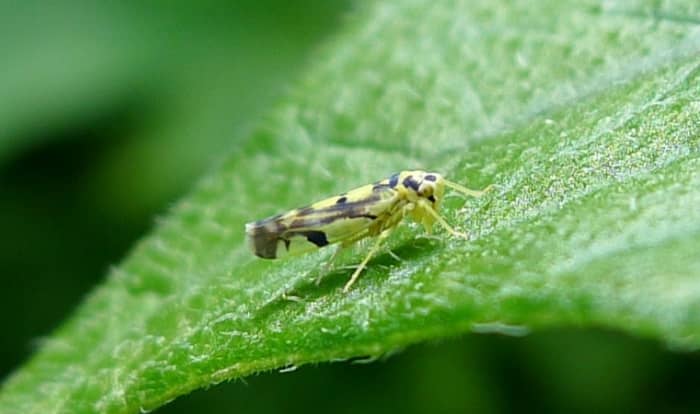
[2,0,699,412]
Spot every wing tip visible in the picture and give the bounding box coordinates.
[245,221,281,259]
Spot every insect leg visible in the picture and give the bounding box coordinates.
[386,249,402,262]
[343,229,392,292]
[314,229,371,286]
[315,244,344,286]
[420,201,469,239]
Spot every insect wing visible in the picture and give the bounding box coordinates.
[246,183,399,259]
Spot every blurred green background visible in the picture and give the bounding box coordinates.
[1,1,699,413]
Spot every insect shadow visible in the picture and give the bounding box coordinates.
[250,237,440,321]
[306,236,438,294]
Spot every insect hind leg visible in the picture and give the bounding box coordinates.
[343,229,392,292]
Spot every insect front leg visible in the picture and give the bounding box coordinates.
[343,228,393,293]
[419,200,469,239]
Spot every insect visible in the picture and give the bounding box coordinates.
[245,170,492,292]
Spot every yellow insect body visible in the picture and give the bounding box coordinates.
[245,170,491,291]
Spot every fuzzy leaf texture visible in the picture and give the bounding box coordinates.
[2,0,700,412]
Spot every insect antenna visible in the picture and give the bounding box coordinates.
[443,180,494,198]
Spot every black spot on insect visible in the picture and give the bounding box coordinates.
[307,212,378,226]
[297,206,315,216]
[424,174,437,182]
[402,175,420,191]
[428,195,436,203]
[357,213,378,220]
[388,173,399,188]
[336,196,347,204]
[303,231,329,247]
[372,181,389,191]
